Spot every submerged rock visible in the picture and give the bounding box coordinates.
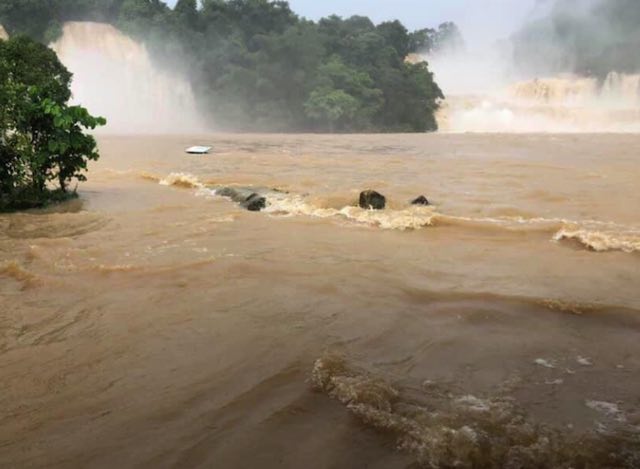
[359,190,386,210]
[215,186,270,212]
[215,187,247,203]
[242,193,266,212]
[411,195,430,206]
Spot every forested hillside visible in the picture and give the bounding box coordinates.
[0,0,459,132]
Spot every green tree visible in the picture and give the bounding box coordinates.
[433,21,464,52]
[377,20,410,58]
[0,35,105,210]
[305,57,382,131]
[0,0,54,42]
[42,99,104,192]
[175,0,198,23]
[409,28,435,54]
[1,0,449,133]
[304,88,359,132]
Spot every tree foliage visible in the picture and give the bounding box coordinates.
[409,21,464,55]
[0,35,105,210]
[0,0,449,133]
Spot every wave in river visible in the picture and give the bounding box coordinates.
[312,354,640,468]
[154,172,640,253]
[0,260,39,289]
[553,227,640,253]
[159,172,204,189]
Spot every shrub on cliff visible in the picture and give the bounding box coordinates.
[0,35,105,211]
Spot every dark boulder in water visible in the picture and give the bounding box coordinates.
[359,190,386,210]
[411,195,430,206]
[242,193,267,212]
[216,187,267,212]
[215,187,247,202]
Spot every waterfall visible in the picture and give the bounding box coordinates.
[435,72,640,133]
[51,22,207,134]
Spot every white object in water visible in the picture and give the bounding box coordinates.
[534,358,556,369]
[185,146,212,154]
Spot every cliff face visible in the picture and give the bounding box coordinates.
[0,25,8,40]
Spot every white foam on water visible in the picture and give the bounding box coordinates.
[545,379,564,385]
[311,354,640,467]
[455,395,491,412]
[264,194,438,231]
[586,400,627,423]
[553,227,640,253]
[153,174,640,254]
[534,358,556,369]
[427,47,640,133]
[577,356,593,366]
[159,172,204,189]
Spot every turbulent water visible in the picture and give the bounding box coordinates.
[1,20,639,468]
[428,47,640,133]
[437,72,640,133]
[1,133,639,468]
[51,22,205,134]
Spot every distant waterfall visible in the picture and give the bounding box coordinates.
[435,72,640,133]
[427,51,640,133]
[51,22,207,134]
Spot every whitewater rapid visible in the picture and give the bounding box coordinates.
[153,171,640,254]
[436,72,640,133]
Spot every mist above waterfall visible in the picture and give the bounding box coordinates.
[429,0,640,133]
[512,0,640,77]
[51,22,207,134]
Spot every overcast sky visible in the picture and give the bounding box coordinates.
[165,0,542,48]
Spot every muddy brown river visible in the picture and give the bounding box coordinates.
[1,133,639,468]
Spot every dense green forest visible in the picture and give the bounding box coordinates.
[0,0,459,132]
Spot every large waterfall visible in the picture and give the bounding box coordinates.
[430,52,640,133]
[51,22,207,134]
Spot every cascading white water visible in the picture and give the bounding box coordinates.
[51,22,207,134]
[0,24,8,40]
[429,52,640,133]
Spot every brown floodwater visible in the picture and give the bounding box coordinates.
[1,133,639,468]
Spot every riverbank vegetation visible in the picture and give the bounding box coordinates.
[0,0,461,132]
[0,35,105,211]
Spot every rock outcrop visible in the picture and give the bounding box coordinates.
[242,193,267,212]
[359,190,386,210]
[216,187,268,212]
[411,195,430,206]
